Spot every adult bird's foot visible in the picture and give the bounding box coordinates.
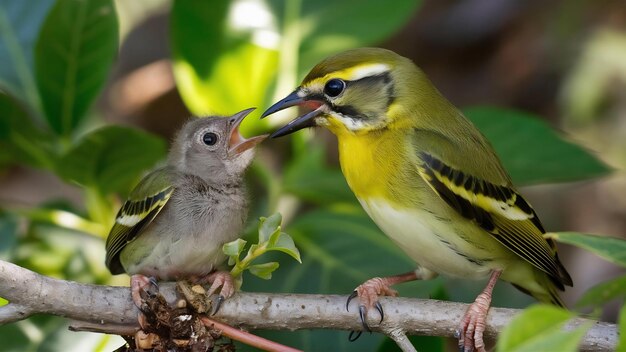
[347,277,398,328]
[346,272,418,340]
[457,294,490,352]
[456,270,501,352]
[197,270,235,315]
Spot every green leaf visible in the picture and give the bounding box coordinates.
[35,0,118,136]
[506,325,589,352]
[576,275,626,308]
[248,262,280,280]
[0,0,53,111]
[268,233,302,263]
[297,0,422,76]
[465,106,611,185]
[549,232,626,267]
[223,238,247,257]
[283,144,354,204]
[497,305,589,352]
[170,0,278,134]
[618,304,626,352]
[268,228,283,247]
[259,213,282,244]
[0,93,56,169]
[57,126,166,194]
[224,238,247,265]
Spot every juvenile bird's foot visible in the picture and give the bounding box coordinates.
[456,270,501,352]
[346,272,418,340]
[130,274,159,329]
[196,270,235,315]
[130,274,163,349]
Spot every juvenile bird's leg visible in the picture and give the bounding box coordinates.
[130,274,161,348]
[130,274,159,329]
[196,270,235,315]
[347,268,437,338]
[457,270,501,352]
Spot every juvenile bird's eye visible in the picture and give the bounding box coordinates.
[202,132,218,146]
[324,79,345,97]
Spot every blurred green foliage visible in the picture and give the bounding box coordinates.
[497,305,590,352]
[0,0,622,351]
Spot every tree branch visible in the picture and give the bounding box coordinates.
[0,260,618,351]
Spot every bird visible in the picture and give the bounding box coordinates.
[104,108,267,318]
[261,48,572,352]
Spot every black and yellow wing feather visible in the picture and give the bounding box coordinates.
[105,167,175,274]
[417,152,572,288]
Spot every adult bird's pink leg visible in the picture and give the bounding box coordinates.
[457,270,501,352]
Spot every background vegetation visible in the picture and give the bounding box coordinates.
[0,0,625,351]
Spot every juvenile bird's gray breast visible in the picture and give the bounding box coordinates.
[171,178,248,242]
[170,176,247,266]
[131,176,248,279]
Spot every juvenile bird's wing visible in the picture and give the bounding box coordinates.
[416,152,572,288]
[105,167,176,274]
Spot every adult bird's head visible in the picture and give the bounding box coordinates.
[262,47,441,137]
[169,108,267,183]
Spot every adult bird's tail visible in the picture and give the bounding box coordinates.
[512,269,567,307]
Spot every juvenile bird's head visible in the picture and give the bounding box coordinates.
[262,47,441,137]
[169,108,267,183]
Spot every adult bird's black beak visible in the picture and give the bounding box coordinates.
[261,89,324,138]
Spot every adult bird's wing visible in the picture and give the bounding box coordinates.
[417,152,572,288]
[105,167,175,274]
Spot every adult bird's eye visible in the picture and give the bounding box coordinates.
[324,79,345,97]
[202,132,218,146]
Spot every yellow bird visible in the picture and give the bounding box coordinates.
[261,48,572,351]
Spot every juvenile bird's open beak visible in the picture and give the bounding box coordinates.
[261,89,324,138]
[228,108,268,156]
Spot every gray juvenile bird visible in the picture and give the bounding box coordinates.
[105,108,266,311]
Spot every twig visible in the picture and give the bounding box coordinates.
[0,260,618,351]
[383,327,417,352]
[200,316,302,352]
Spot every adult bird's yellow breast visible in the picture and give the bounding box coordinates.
[332,123,422,207]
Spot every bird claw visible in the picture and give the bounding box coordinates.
[348,330,362,342]
[211,295,225,315]
[374,301,384,323]
[144,277,159,299]
[346,291,358,311]
[358,305,371,333]
[197,271,235,315]
[345,277,399,341]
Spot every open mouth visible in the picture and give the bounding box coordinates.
[260,89,326,138]
[227,108,268,156]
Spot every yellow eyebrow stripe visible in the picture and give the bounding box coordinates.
[307,63,391,87]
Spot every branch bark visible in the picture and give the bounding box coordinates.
[0,260,618,351]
